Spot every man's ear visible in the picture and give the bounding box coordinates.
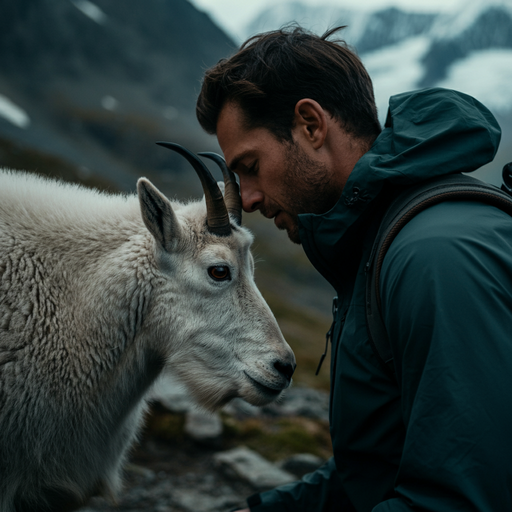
[293,99,328,150]
[137,178,181,251]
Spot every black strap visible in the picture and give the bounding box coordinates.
[365,172,512,376]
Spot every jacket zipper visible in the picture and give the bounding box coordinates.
[316,296,343,375]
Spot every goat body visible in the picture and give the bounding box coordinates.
[0,169,295,511]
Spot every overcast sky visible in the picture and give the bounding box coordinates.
[188,0,464,39]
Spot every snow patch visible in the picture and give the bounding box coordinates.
[362,36,431,121]
[101,95,118,111]
[430,0,512,40]
[71,0,107,24]
[438,49,512,113]
[244,4,370,46]
[0,94,31,129]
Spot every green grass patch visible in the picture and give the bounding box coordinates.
[222,415,332,462]
[144,406,186,442]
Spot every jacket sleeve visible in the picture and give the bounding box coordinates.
[376,200,512,512]
[248,457,355,511]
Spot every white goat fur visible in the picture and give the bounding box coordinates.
[0,169,294,511]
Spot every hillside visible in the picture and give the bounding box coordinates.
[0,0,237,190]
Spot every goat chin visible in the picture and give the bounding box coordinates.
[188,385,286,412]
[174,370,284,412]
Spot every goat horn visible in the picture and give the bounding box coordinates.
[198,152,242,226]
[156,142,231,236]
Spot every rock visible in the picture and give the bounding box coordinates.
[155,506,172,512]
[277,453,325,477]
[172,489,242,512]
[184,410,223,447]
[262,386,329,422]
[148,373,195,413]
[124,463,156,483]
[214,446,296,491]
[222,397,261,418]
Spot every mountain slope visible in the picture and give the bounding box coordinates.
[0,0,237,190]
[0,0,235,110]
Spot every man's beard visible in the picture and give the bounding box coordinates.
[262,142,342,244]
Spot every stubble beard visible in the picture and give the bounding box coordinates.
[270,142,341,244]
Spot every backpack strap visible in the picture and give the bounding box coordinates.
[365,172,512,376]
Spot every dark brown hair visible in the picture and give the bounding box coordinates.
[196,26,381,142]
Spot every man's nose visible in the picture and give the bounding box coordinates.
[240,178,263,213]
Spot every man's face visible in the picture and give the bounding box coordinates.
[217,102,341,244]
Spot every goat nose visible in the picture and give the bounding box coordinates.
[274,360,295,382]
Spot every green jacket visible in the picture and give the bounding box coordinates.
[250,88,512,511]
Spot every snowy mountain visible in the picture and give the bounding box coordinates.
[243,0,512,115]
[245,3,437,55]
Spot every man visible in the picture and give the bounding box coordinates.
[196,26,512,511]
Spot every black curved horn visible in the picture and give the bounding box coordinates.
[198,152,242,226]
[156,142,231,236]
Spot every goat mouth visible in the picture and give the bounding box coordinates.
[244,372,282,397]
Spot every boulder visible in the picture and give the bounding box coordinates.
[214,446,296,491]
[184,410,223,447]
[277,453,325,477]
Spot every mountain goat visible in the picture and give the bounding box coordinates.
[0,143,295,512]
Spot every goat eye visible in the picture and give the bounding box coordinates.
[208,266,231,281]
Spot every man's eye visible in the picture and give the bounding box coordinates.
[245,162,258,176]
[208,266,231,281]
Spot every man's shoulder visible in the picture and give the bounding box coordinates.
[379,198,512,278]
[390,198,511,248]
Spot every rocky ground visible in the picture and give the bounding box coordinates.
[78,375,331,512]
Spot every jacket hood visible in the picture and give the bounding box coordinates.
[298,87,502,289]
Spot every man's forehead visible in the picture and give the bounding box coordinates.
[217,102,258,170]
[217,100,244,126]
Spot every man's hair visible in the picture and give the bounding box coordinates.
[196,26,381,143]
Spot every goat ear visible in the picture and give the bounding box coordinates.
[137,178,181,251]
